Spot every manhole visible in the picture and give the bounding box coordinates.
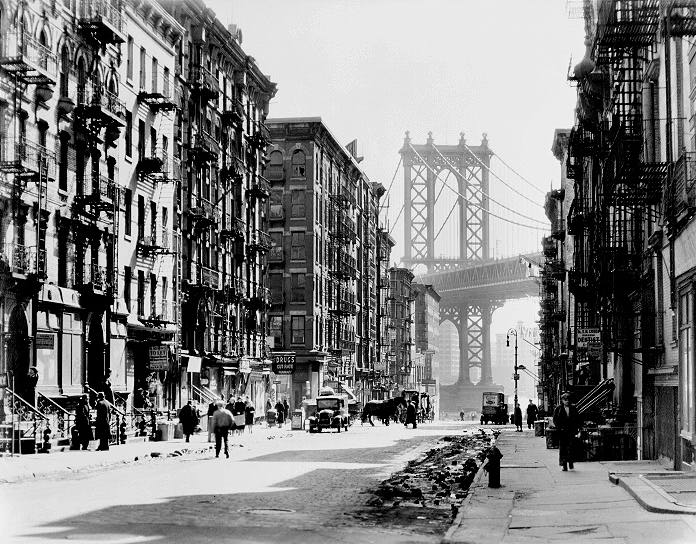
[243,508,295,514]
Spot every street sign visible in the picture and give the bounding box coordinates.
[148,345,169,371]
[512,373,520,380]
[577,328,601,347]
[272,352,295,374]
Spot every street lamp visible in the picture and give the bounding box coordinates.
[506,328,519,411]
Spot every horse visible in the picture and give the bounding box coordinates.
[361,396,407,426]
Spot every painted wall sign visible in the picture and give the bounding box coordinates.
[272,352,296,374]
[36,333,55,350]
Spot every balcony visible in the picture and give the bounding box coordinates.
[186,198,221,232]
[222,277,247,301]
[75,173,117,214]
[330,252,357,280]
[595,0,660,49]
[542,236,557,258]
[0,243,46,278]
[138,72,176,112]
[668,151,696,220]
[220,159,244,184]
[247,229,272,254]
[186,264,220,291]
[76,82,126,128]
[267,246,284,263]
[138,147,168,176]
[188,131,218,165]
[330,185,357,209]
[188,64,219,102]
[0,136,56,180]
[220,217,245,240]
[249,122,271,150]
[329,298,357,316]
[569,269,593,301]
[669,3,696,37]
[221,99,245,128]
[246,175,271,200]
[79,0,125,45]
[74,264,111,299]
[136,230,171,256]
[0,31,57,85]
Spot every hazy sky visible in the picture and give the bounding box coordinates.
[210,0,585,340]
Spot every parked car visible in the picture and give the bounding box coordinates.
[307,395,349,433]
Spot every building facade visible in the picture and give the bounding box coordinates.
[387,267,415,389]
[412,282,440,400]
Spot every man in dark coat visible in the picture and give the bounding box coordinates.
[75,394,93,450]
[526,400,539,430]
[275,399,285,425]
[102,369,114,405]
[179,400,199,442]
[95,392,111,451]
[283,398,290,426]
[405,400,417,429]
[244,397,255,434]
[513,404,523,432]
[233,396,246,435]
[553,392,582,471]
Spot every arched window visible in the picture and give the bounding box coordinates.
[38,31,48,70]
[269,150,282,166]
[291,149,306,177]
[60,46,69,97]
[77,57,86,101]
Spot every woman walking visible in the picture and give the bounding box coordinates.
[553,392,581,471]
[245,397,255,434]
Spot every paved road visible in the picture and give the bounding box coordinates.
[1,421,476,544]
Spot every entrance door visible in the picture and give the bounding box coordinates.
[7,305,30,400]
[87,315,105,393]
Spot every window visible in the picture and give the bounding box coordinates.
[680,290,695,437]
[124,266,131,312]
[291,273,305,303]
[291,316,305,345]
[269,316,283,346]
[126,36,133,81]
[60,46,69,97]
[139,47,146,89]
[291,232,305,260]
[290,190,305,218]
[163,67,170,97]
[150,126,157,156]
[58,132,69,191]
[150,273,157,317]
[138,119,145,160]
[161,277,168,319]
[269,150,283,166]
[150,201,157,240]
[123,189,132,236]
[291,150,306,177]
[137,194,145,240]
[151,57,158,93]
[137,269,144,317]
[125,111,132,157]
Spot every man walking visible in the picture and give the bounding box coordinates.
[211,400,234,458]
[95,392,111,451]
[179,400,199,443]
[526,399,538,430]
[513,403,523,432]
[75,394,93,450]
[553,392,581,471]
[405,400,417,429]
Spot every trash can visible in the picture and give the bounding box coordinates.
[291,409,303,430]
[174,423,183,439]
[534,420,546,437]
[266,409,277,427]
[157,422,175,441]
[545,428,559,449]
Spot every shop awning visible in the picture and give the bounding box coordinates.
[340,382,357,401]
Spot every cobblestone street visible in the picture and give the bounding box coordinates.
[1,422,471,543]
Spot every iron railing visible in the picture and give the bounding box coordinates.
[0,243,46,276]
[79,0,124,34]
[0,136,56,177]
[77,83,126,120]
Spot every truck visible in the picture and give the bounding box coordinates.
[480,392,508,425]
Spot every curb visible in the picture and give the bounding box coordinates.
[441,455,490,543]
[610,473,696,515]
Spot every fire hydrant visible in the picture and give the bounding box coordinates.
[484,445,503,488]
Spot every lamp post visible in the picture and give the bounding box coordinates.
[507,328,519,411]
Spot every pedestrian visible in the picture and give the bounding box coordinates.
[211,400,234,458]
[233,396,246,435]
[179,400,199,443]
[95,392,111,451]
[275,398,285,426]
[24,366,39,407]
[75,394,93,450]
[514,404,523,432]
[102,369,114,405]
[553,392,581,471]
[245,397,255,434]
[526,399,538,430]
[283,398,290,426]
[208,398,221,443]
[459,409,465,421]
[405,400,417,429]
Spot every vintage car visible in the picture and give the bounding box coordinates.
[307,395,349,433]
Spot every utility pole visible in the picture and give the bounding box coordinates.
[507,328,519,410]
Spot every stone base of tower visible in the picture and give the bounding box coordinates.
[439,382,504,416]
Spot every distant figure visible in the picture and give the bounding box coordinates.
[102,369,114,405]
[553,393,581,471]
[405,400,417,429]
[233,396,246,435]
[211,401,234,458]
[95,392,111,451]
[275,399,286,426]
[179,400,199,443]
[526,400,538,430]
[75,394,93,450]
[25,366,39,407]
[514,404,523,432]
[459,410,465,421]
[245,397,255,434]
[208,398,221,443]
[283,398,290,426]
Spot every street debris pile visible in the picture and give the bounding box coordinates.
[353,430,495,535]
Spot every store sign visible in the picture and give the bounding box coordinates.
[0,373,8,388]
[240,358,251,374]
[148,346,169,371]
[36,333,54,350]
[272,352,296,374]
[577,328,601,347]
[588,343,603,358]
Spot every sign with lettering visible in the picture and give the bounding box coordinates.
[272,352,296,374]
[0,373,8,388]
[577,328,601,347]
[148,346,169,371]
[36,333,55,350]
[240,357,251,374]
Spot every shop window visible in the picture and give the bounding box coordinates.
[291,316,305,345]
[680,290,695,437]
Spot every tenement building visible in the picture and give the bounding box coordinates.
[547,1,696,468]
[387,267,415,389]
[0,0,275,439]
[374,225,395,398]
[413,282,440,402]
[264,118,386,411]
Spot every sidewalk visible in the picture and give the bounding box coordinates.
[443,429,696,544]
[0,422,295,484]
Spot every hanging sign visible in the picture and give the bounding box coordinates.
[240,357,252,374]
[577,328,601,347]
[148,346,169,371]
[272,352,296,374]
[0,373,8,388]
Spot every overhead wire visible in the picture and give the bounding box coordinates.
[431,144,548,226]
[408,144,548,230]
[381,156,402,207]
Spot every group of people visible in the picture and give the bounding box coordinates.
[74,391,113,452]
[511,400,540,432]
[204,396,258,458]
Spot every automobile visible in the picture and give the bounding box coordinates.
[307,395,349,433]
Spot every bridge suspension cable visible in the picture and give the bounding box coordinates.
[381,156,402,208]
[430,144,548,226]
[408,143,548,231]
[492,152,546,196]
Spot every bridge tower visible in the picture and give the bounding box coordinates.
[400,131,503,413]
